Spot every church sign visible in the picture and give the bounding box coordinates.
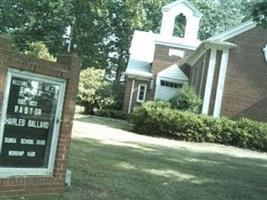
[0,34,81,198]
[0,69,65,174]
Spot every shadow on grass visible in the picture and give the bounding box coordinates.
[75,115,132,131]
[24,137,267,200]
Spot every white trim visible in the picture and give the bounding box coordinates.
[157,63,189,82]
[155,40,198,51]
[128,79,135,114]
[0,68,66,178]
[149,79,154,90]
[136,84,147,103]
[263,44,267,63]
[213,49,230,117]
[202,49,217,114]
[187,40,236,66]
[126,74,151,81]
[208,20,256,41]
[125,70,153,79]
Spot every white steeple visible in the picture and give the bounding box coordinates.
[160,0,202,42]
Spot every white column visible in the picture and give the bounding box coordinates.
[202,48,217,115]
[213,49,230,117]
[128,79,135,114]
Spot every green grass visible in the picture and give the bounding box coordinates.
[5,116,267,200]
[74,114,131,131]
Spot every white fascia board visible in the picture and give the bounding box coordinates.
[124,70,153,79]
[158,64,189,81]
[155,40,198,51]
[208,20,257,41]
[187,40,236,66]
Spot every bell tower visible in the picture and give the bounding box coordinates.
[160,0,202,42]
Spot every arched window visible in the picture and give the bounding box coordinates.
[173,14,186,37]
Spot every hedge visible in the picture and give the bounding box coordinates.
[130,101,267,152]
[96,109,129,120]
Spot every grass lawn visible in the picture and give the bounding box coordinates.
[74,114,132,131]
[5,115,267,200]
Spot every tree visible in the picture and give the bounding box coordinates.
[0,0,71,54]
[252,1,267,27]
[24,42,56,62]
[0,0,258,111]
[78,68,114,114]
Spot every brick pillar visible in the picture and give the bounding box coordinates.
[0,34,11,117]
[56,54,81,177]
[57,54,81,121]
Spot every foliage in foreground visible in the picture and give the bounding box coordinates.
[24,42,56,62]
[130,101,267,152]
[78,68,114,114]
[95,109,129,120]
[169,85,202,113]
[252,1,267,27]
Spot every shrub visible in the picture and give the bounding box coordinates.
[130,101,267,152]
[144,100,171,109]
[78,68,114,114]
[96,109,129,120]
[169,85,202,113]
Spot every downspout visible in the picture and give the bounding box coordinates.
[128,78,135,114]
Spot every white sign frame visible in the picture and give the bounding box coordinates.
[263,44,267,63]
[0,68,66,178]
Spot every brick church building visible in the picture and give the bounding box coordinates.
[123,0,267,121]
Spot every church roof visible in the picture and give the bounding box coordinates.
[158,63,188,81]
[208,20,256,41]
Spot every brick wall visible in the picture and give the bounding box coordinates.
[221,26,267,121]
[123,78,151,113]
[152,44,194,77]
[0,35,81,197]
[190,50,210,100]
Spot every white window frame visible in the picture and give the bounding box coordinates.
[136,84,147,103]
[0,68,66,178]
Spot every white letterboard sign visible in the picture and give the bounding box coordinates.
[0,69,65,172]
